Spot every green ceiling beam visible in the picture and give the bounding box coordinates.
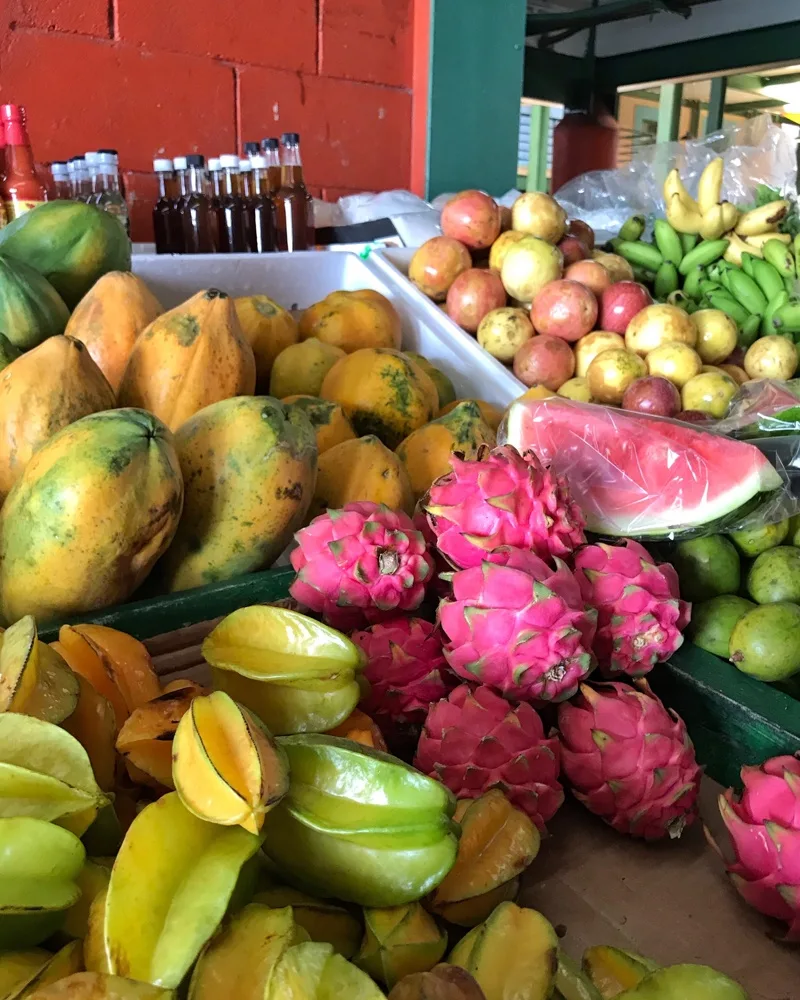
[705,75,727,134]
[727,74,764,93]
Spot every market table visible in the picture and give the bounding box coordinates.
[521,785,799,1000]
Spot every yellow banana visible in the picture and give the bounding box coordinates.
[699,205,727,241]
[744,231,792,247]
[725,232,763,266]
[697,157,724,214]
[720,201,740,232]
[735,199,790,237]
[666,192,703,235]
[664,168,700,213]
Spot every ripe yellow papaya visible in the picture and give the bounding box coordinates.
[310,435,414,518]
[282,395,356,454]
[234,294,299,388]
[440,398,503,431]
[299,289,402,353]
[0,408,184,623]
[65,271,163,393]
[0,336,116,501]
[117,289,256,431]
[157,396,317,593]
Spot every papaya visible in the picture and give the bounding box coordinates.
[310,435,414,518]
[0,201,132,309]
[234,295,299,388]
[0,255,70,350]
[299,289,402,353]
[64,271,163,392]
[0,408,184,624]
[282,396,356,455]
[405,353,456,410]
[0,334,21,372]
[269,338,345,399]
[321,349,438,449]
[117,289,256,431]
[156,396,317,593]
[440,398,503,431]
[396,401,496,501]
[0,336,116,500]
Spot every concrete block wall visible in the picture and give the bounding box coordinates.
[0,0,413,239]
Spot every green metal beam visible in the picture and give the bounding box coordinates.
[657,83,683,142]
[727,74,764,93]
[763,71,800,87]
[705,76,727,134]
[687,100,701,138]
[526,104,550,193]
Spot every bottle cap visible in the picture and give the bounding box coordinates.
[261,138,279,151]
[219,154,239,168]
[243,141,260,155]
[85,152,99,164]
[0,104,23,123]
[71,156,86,164]
[153,158,173,171]
[208,158,221,171]
[173,156,188,170]
[239,158,252,171]
[187,154,206,167]
[97,148,118,156]
[250,155,268,169]
[281,132,300,144]
[51,162,69,177]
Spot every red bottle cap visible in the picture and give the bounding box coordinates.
[0,105,24,123]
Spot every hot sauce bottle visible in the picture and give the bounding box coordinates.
[1,104,47,222]
[275,132,314,252]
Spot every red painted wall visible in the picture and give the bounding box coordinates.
[0,0,413,240]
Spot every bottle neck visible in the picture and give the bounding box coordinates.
[3,119,36,179]
[98,168,119,193]
[251,167,271,195]
[186,166,206,195]
[157,173,171,199]
[221,168,242,197]
[280,164,305,188]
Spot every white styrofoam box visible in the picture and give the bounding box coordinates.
[132,251,519,409]
[373,247,523,399]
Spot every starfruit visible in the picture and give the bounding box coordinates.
[202,606,365,734]
[269,941,386,1000]
[0,617,79,725]
[0,714,107,834]
[101,792,263,989]
[612,965,748,999]
[448,902,558,1000]
[188,904,307,1000]
[555,952,603,1000]
[327,709,387,751]
[254,887,363,959]
[62,677,118,792]
[63,859,112,942]
[356,904,447,989]
[0,951,52,997]
[0,817,85,949]
[582,947,658,999]
[5,940,84,998]
[428,791,539,927]
[262,735,458,907]
[115,682,204,790]
[172,691,289,834]
[387,965,486,1000]
[27,972,175,998]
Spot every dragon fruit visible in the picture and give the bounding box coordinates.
[352,617,453,724]
[718,754,800,940]
[557,681,701,840]
[438,547,597,703]
[574,540,691,678]
[422,444,586,569]
[290,502,435,630]
[414,684,563,832]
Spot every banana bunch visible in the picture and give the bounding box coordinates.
[663,159,740,239]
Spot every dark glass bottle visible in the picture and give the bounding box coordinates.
[262,137,282,199]
[275,132,314,252]
[179,154,217,253]
[153,158,179,253]
[249,154,275,253]
[217,154,248,253]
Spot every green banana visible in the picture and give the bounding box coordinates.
[727,270,769,315]
[751,257,786,302]
[654,261,679,299]
[631,266,656,285]
[684,300,700,314]
[609,237,623,252]
[698,280,723,296]
[707,291,750,326]
[678,239,729,275]
[762,289,790,336]
[763,238,797,277]
[786,275,797,295]
[682,266,705,300]
[740,313,762,348]
[616,240,664,271]
[772,298,800,334]
[680,233,699,254]
[619,215,646,241]
[740,253,756,278]
[653,219,684,266]
[794,233,800,277]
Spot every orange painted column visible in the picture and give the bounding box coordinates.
[410,0,432,198]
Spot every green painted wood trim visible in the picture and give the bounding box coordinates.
[426,0,527,198]
[656,83,683,143]
[523,48,592,108]
[705,76,727,135]
[526,104,550,193]
[687,100,701,139]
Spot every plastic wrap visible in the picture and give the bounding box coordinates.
[714,378,800,439]
[500,395,794,540]
[554,114,798,239]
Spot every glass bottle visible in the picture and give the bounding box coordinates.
[208,157,221,199]
[239,158,253,199]
[1,105,47,221]
[84,152,100,197]
[71,156,93,201]
[94,151,129,235]
[249,154,275,253]
[50,162,71,200]
[262,137,282,197]
[243,141,260,161]
[275,132,314,252]
[179,154,217,254]
[217,154,248,253]
[153,158,179,254]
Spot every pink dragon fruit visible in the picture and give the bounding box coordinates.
[414,683,564,831]
[574,540,691,678]
[557,681,701,840]
[422,444,586,569]
[717,754,800,940]
[290,502,435,630]
[352,617,453,724]
[438,547,597,703]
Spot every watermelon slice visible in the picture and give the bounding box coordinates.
[503,397,783,538]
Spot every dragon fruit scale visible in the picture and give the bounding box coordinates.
[352,617,453,724]
[574,540,691,678]
[414,684,564,832]
[290,502,435,630]
[718,754,800,941]
[557,681,701,840]
[422,444,586,570]
[438,547,597,704]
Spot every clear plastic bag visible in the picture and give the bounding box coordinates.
[554,114,798,239]
[499,395,796,540]
[714,378,800,439]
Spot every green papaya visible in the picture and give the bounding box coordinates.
[0,255,70,349]
[0,201,131,309]
[0,333,22,371]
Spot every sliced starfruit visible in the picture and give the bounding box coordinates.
[71,626,161,711]
[428,791,540,926]
[202,605,365,682]
[613,965,748,999]
[115,683,204,790]
[556,951,603,1000]
[582,947,657,999]
[188,903,304,1000]
[0,951,52,997]
[0,616,39,712]
[356,903,447,989]
[18,644,80,725]
[27,972,175,998]
[253,887,363,959]
[448,902,558,1000]
[54,629,129,728]
[63,859,112,942]
[269,941,385,1000]
[387,965,486,1000]
[83,889,110,975]
[102,792,263,989]
[8,939,84,998]
[172,691,289,834]
[327,709,387,751]
[0,714,107,833]
[0,817,86,949]
[62,677,118,792]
